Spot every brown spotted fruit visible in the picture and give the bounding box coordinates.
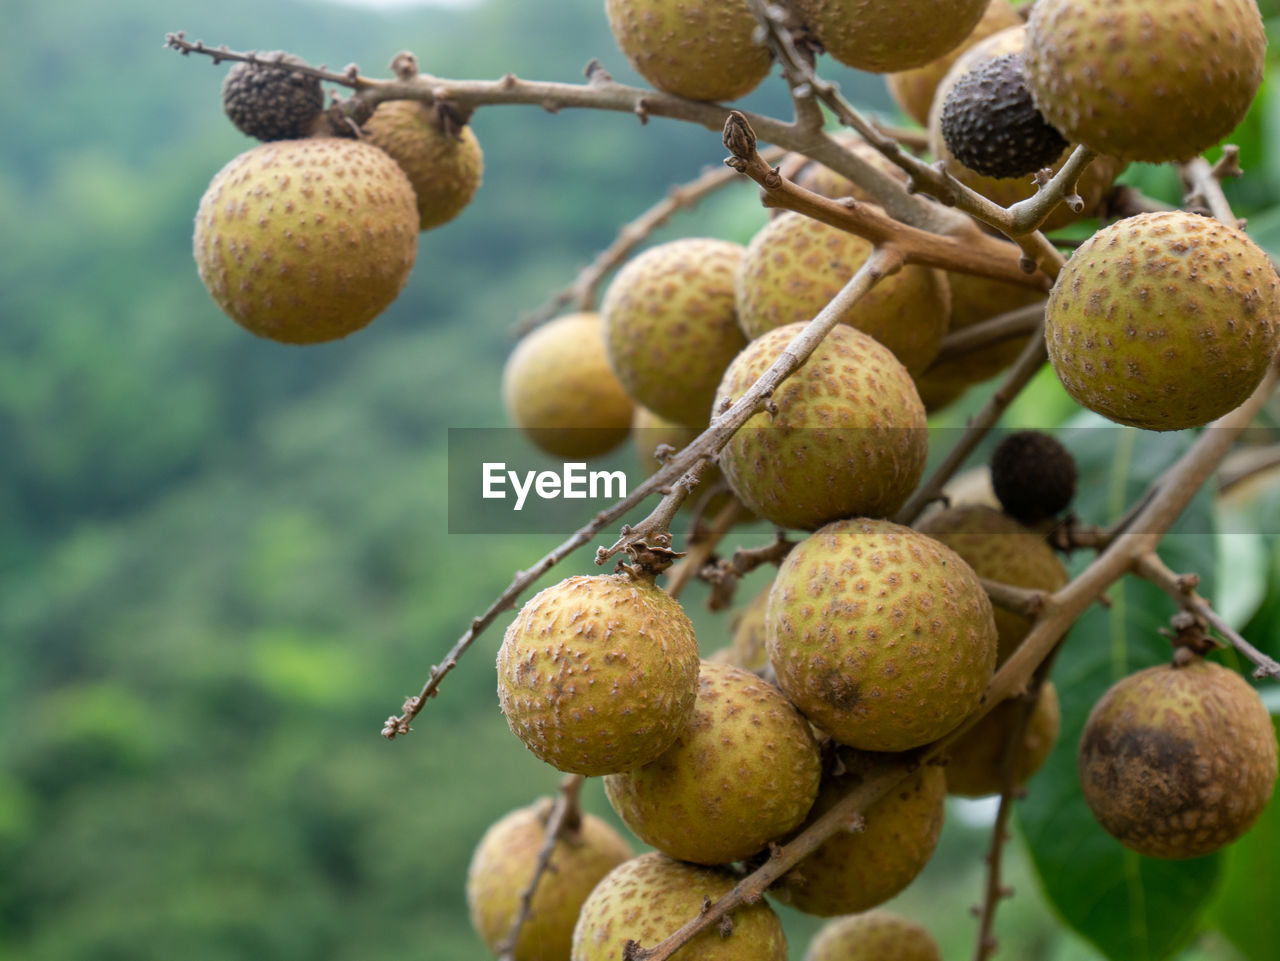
[604,0,772,102]
[466,798,632,961]
[915,504,1067,665]
[362,100,483,230]
[887,0,1025,127]
[793,0,988,73]
[804,910,942,961]
[714,323,928,531]
[711,583,771,674]
[1025,0,1266,163]
[193,138,419,344]
[604,660,821,864]
[945,682,1061,797]
[1044,211,1280,431]
[736,211,950,377]
[603,238,749,427]
[776,750,947,915]
[767,518,997,752]
[503,313,635,458]
[571,852,787,961]
[1078,658,1278,859]
[496,573,700,776]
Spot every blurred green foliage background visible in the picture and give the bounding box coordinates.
[2,1,1279,959]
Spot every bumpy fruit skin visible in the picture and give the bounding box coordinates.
[362,101,483,230]
[503,313,635,458]
[466,799,633,961]
[603,238,748,427]
[990,430,1077,524]
[221,52,324,142]
[794,0,988,73]
[888,0,1024,127]
[572,853,787,961]
[1025,0,1266,163]
[714,324,929,530]
[497,574,700,776]
[1045,211,1280,431]
[193,138,419,344]
[736,212,950,376]
[940,53,1068,180]
[913,268,1045,411]
[604,660,821,864]
[804,910,942,961]
[768,518,997,751]
[915,505,1067,665]
[1078,659,1278,859]
[604,0,772,102]
[929,26,1127,232]
[778,752,946,915]
[945,682,1060,797]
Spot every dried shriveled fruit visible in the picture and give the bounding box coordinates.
[221,52,325,142]
[466,799,632,961]
[496,573,700,776]
[990,430,1078,524]
[1078,659,1278,859]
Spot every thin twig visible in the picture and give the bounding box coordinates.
[700,532,797,611]
[1180,150,1244,227]
[663,498,744,600]
[979,578,1047,619]
[894,329,1049,525]
[1133,552,1280,680]
[1219,443,1280,493]
[513,147,786,335]
[497,775,585,961]
[930,302,1046,366]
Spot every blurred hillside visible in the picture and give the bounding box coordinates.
[1,1,1277,959]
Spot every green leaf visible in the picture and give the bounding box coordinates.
[1209,716,1280,961]
[1020,419,1224,961]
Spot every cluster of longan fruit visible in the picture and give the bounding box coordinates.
[182,2,1280,959]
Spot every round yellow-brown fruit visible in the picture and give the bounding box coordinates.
[503,313,635,458]
[944,682,1061,797]
[777,751,947,915]
[887,0,1025,127]
[804,910,942,961]
[793,0,989,73]
[1045,211,1280,431]
[1078,659,1278,859]
[604,0,772,102]
[362,100,483,230]
[928,26,1127,233]
[713,583,771,674]
[736,211,951,376]
[603,660,821,864]
[496,573,700,775]
[915,504,1067,665]
[193,138,419,344]
[1025,0,1266,163]
[603,238,749,427]
[714,323,929,530]
[572,853,787,961]
[466,798,632,961]
[768,518,998,751]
